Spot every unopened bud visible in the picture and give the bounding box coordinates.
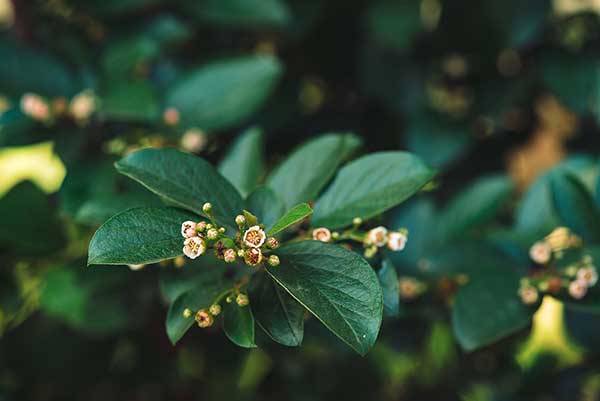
[226,295,233,303]
[218,227,225,233]
[223,248,236,263]
[183,308,193,318]
[268,254,280,267]
[209,304,222,316]
[196,221,207,233]
[236,293,249,307]
[352,217,362,227]
[235,215,246,226]
[266,237,279,249]
[163,107,180,125]
[202,202,212,214]
[237,249,245,257]
[206,228,219,240]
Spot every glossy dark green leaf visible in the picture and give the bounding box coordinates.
[0,181,66,255]
[249,271,304,346]
[266,133,362,210]
[266,241,383,355]
[246,186,285,228]
[165,55,282,131]
[452,265,534,351]
[267,203,312,236]
[88,207,197,265]
[100,80,160,122]
[437,175,513,242]
[184,0,291,29]
[223,302,256,348]
[550,172,600,243]
[312,152,435,229]
[218,126,265,197]
[115,148,244,231]
[378,258,400,317]
[166,278,231,344]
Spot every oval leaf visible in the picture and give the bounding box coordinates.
[88,207,197,265]
[267,203,312,236]
[223,303,256,348]
[266,133,362,210]
[312,151,435,229]
[266,240,383,355]
[165,55,282,131]
[115,148,244,231]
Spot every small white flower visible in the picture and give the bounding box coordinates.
[223,248,236,263]
[569,279,588,300]
[577,266,598,287]
[183,237,206,259]
[180,128,207,153]
[367,226,388,247]
[518,285,539,305]
[312,227,331,242]
[243,225,266,248]
[69,90,97,122]
[181,221,197,238]
[387,231,407,251]
[529,241,552,264]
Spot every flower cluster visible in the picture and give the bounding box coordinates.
[183,284,250,329]
[19,90,97,125]
[519,227,596,305]
[310,220,408,258]
[180,203,280,268]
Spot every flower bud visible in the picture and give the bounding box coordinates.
[243,225,267,248]
[218,227,225,233]
[206,228,219,240]
[20,93,50,121]
[266,237,279,249]
[226,295,233,303]
[387,231,408,251]
[312,227,331,242]
[352,217,362,227]
[163,107,180,125]
[128,264,145,271]
[569,279,588,300]
[195,309,214,328]
[244,248,263,266]
[364,246,377,259]
[202,202,212,214]
[237,249,245,258]
[183,237,206,259]
[69,90,97,123]
[398,277,421,301]
[268,254,280,267]
[577,266,598,287]
[236,293,249,307]
[529,241,552,264]
[183,308,193,318]
[209,304,222,316]
[196,221,207,233]
[223,248,236,263]
[235,215,246,226]
[181,221,197,238]
[519,285,539,305]
[367,226,388,247]
[180,128,207,153]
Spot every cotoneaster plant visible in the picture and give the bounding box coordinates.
[87,130,435,355]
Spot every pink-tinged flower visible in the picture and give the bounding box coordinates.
[236,293,249,307]
[312,227,331,242]
[529,241,552,264]
[387,231,407,251]
[69,90,97,122]
[243,225,266,248]
[20,93,50,121]
[180,128,207,153]
[518,285,539,305]
[367,226,388,247]
[577,266,598,287]
[206,228,219,240]
[183,237,206,259]
[244,247,263,266]
[163,107,180,125]
[181,221,197,238]
[569,279,588,300]
[195,309,213,328]
[223,248,236,263]
[266,237,279,249]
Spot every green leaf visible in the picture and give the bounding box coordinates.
[218,126,265,197]
[88,207,197,265]
[366,0,422,51]
[550,171,600,243]
[437,175,513,242]
[378,258,400,317]
[100,80,160,122]
[243,209,259,226]
[165,55,282,131]
[0,181,66,255]
[266,241,383,355]
[115,148,244,231]
[249,271,304,346]
[246,187,285,228]
[267,203,312,236]
[223,303,256,348]
[266,133,362,210]
[452,265,534,351]
[184,0,291,29]
[166,278,231,344]
[0,108,39,147]
[312,151,435,229]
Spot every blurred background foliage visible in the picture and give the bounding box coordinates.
[3,0,600,400]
